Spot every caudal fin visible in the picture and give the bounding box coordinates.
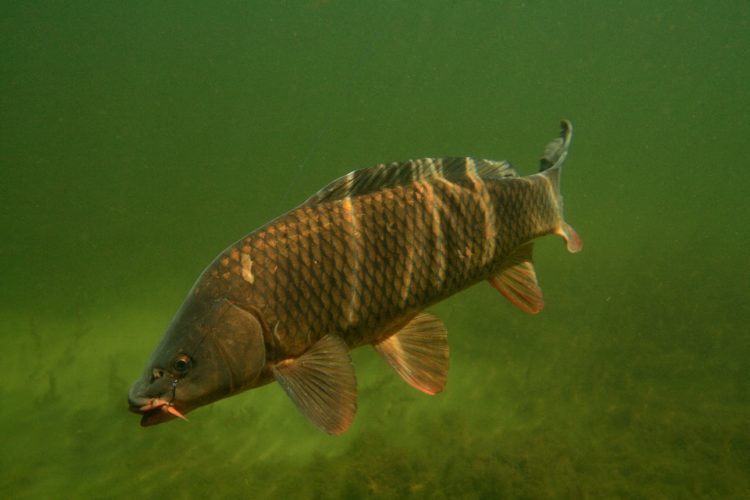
[540,119,573,173]
[539,120,582,253]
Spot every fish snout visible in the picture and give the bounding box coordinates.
[128,378,186,426]
[127,378,151,410]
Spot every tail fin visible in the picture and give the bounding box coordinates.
[539,119,573,174]
[540,120,582,253]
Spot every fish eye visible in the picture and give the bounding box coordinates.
[172,354,192,375]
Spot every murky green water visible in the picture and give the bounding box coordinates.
[2,1,749,498]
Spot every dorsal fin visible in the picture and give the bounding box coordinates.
[470,158,517,179]
[303,157,517,206]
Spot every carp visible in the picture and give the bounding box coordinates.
[128,120,582,434]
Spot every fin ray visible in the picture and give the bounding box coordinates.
[373,313,449,395]
[489,243,545,314]
[304,157,516,206]
[539,119,573,172]
[272,335,357,435]
[538,120,583,254]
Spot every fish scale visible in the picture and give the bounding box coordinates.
[216,161,555,360]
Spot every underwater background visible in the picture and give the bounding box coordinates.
[2,1,749,498]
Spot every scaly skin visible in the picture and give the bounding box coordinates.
[195,159,559,364]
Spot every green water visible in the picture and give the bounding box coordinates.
[2,1,749,498]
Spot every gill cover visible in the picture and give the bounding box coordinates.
[205,298,266,393]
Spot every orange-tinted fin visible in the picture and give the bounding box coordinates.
[556,222,583,253]
[272,334,357,435]
[373,312,449,395]
[489,243,545,314]
[537,120,583,255]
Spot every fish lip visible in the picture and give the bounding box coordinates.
[128,397,179,426]
[129,375,192,426]
[128,397,163,413]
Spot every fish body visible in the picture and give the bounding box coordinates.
[128,121,582,434]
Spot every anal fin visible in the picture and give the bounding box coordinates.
[489,243,545,314]
[373,313,449,395]
[272,335,357,435]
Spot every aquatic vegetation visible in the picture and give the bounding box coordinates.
[2,300,748,498]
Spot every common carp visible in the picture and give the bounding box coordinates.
[128,120,582,434]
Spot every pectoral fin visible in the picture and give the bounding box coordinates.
[489,243,545,314]
[373,313,449,395]
[272,335,357,435]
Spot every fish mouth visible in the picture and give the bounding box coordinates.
[128,397,189,427]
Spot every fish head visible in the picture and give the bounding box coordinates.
[128,296,267,426]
